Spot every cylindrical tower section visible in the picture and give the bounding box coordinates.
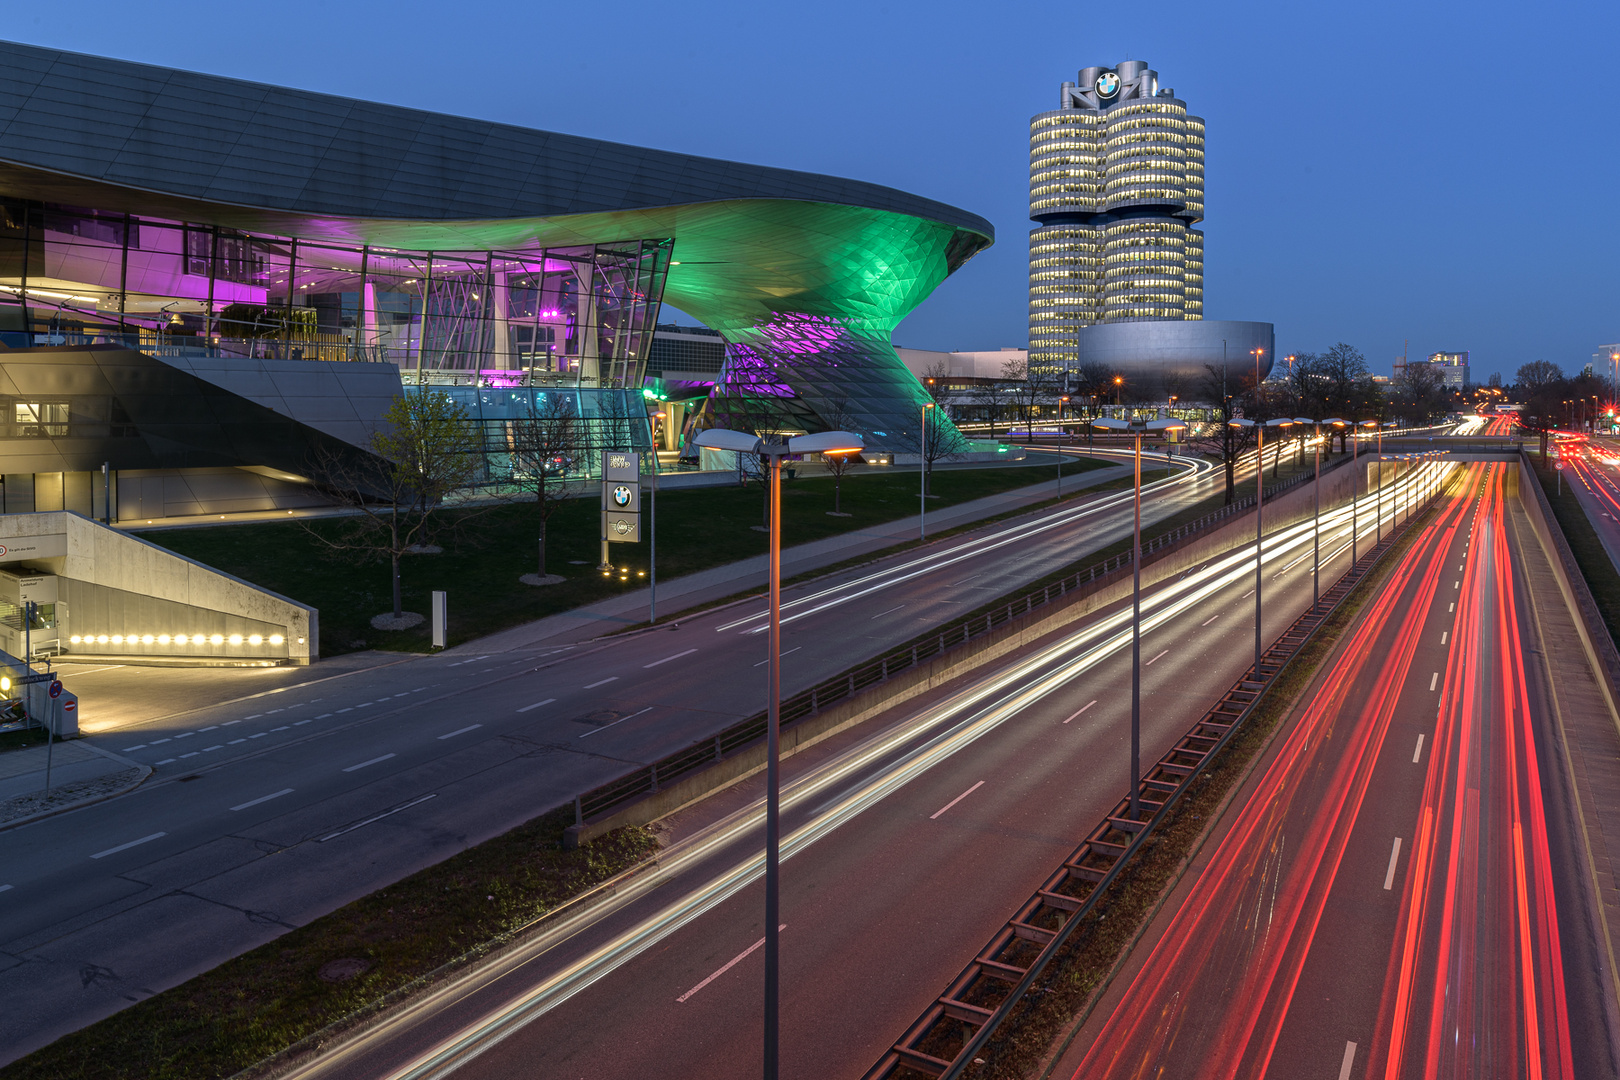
[1101,217,1187,322]
[1180,115,1205,222]
[1028,223,1102,375]
[1183,229,1204,320]
[1101,100,1186,214]
[1029,110,1102,221]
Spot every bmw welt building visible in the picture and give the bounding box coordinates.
[0,39,993,524]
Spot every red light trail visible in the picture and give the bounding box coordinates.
[1071,463,1575,1080]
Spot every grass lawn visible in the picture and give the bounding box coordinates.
[136,460,1111,657]
[0,810,656,1080]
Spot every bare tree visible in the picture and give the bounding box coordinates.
[919,402,959,497]
[1002,357,1055,443]
[1195,362,1256,504]
[305,392,482,619]
[820,394,859,515]
[507,393,582,578]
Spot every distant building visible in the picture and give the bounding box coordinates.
[1428,351,1470,388]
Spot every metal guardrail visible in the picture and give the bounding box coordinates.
[860,473,1447,1080]
[572,456,1343,825]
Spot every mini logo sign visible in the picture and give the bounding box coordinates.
[612,484,634,508]
[1095,71,1120,98]
[611,517,635,536]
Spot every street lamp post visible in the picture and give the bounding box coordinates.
[692,425,863,1080]
[1092,415,1187,820]
[1355,420,1376,562]
[1229,417,1291,680]
[920,402,934,540]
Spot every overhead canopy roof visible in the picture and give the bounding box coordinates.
[0,39,992,242]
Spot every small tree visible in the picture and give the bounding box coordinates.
[820,395,860,515]
[919,403,959,496]
[507,393,582,577]
[306,391,481,619]
[1195,362,1256,504]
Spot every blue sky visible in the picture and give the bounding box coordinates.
[20,0,1619,382]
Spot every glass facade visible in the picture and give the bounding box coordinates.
[0,198,671,389]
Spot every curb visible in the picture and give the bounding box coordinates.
[0,756,153,832]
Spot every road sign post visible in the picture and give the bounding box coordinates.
[601,452,642,567]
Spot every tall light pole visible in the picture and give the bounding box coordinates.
[920,401,934,539]
[1229,416,1291,682]
[1355,419,1376,561]
[1317,419,1348,607]
[692,425,863,1080]
[1092,415,1186,820]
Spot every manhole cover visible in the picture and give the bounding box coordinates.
[573,710,623,727]
[318,958,372,983]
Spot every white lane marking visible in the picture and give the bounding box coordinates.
[1200,614,1219,626]
[584,677,619,689]
[870,604,906,620]
[1429,672,1439,691]
[232,788,295,812]
[294,719,312,726]
[644,648,697,669]
[357,702,375,709]
[154,758,174,765]
[1458,564,1463,572]
[1383,837,1403,890]
[1449,603,1454,612]
[1454,580,1459,589]
[202,745,223,753]
[228,739,247,745]
[930,780,985,820]
[199,725,218,732]
[271,726,289,732]
[91,832,167,860]
[222,720,241,727]
[337,708,353,714]
[150,738,170,745]
[753,647,802,668]
[246,714,262,720]
[0,884,11,893]
[316,713,333,719]
[174,731,196,739]
[1339,1040,1358,1080]
[122,744,146,752]
[1413,734,1425,763]
[517,698,556,713]
[578,706,654,739]
[1146,649,1169,666]
[438,724,483,740]
[1063,701,1098,724]
[180,752,199,759]
[1441,632,1448,645]
[676,925,787,1004]
[317,793,437,842]
[249,732,267,739]
[342,753,396,773]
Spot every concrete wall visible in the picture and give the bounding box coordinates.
[0,511,317,664]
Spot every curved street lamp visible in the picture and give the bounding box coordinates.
[692,425,862,1080]
[1094,415,1187,819]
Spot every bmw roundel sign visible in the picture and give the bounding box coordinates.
[612,484,634,508]
[1095,71,1120,99]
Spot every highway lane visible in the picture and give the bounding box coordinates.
[281,463,1456,1080]
[0,446,1241,1059]
[1555,433,1620,573]
[1067,462,1614,1079]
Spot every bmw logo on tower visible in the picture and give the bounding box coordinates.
[1094,70,1120,98]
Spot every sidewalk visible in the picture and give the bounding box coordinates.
[462,460,1134,652]
[0,739,147,827]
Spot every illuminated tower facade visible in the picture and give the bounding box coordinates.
[1028,60,1204,377]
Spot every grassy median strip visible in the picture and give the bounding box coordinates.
[1527,457,1620,646]
[137,461,1107,657]
[960,491,1434,1080]
[0,811,657,1080]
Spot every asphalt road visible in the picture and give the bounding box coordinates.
[275,463,1454,1080]
[1065,461,1618,1080]
[1557,433,1620,574]
[0,445,1239,1061]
